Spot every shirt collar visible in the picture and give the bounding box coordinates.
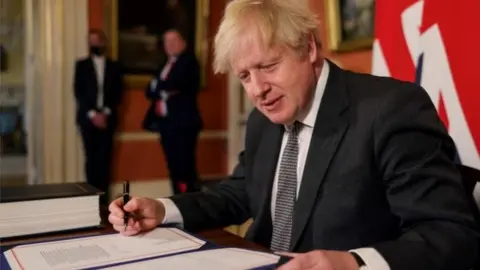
[296,59,330,128]
[92,55,105,61]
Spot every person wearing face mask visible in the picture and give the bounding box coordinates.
[142,29,203,195]
[74,29,124,206]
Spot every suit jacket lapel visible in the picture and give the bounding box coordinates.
[87,58,98,87]
[103,59,111,92]
[86,57,103,106]
[251,122,283,244]
[290,62,350,250]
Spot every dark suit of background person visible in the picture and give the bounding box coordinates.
[167,61,480,270]
[74,30,124,205]
[142,30,203,195]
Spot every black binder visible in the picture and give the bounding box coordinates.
[0,183,104,239]
[0,182,103,203]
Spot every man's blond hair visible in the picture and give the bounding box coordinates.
[213,0,321,74]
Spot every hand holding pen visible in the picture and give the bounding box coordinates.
[108,184,168,236]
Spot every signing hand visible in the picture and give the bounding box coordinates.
[277,250,360,270]
[108,197,166,236]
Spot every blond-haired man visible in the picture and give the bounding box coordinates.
[109,1,479,269]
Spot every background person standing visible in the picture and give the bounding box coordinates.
[142,29,203,194]
[74,29,124,205]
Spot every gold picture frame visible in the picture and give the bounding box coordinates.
[324,0,375,52]
[103,0,210,89]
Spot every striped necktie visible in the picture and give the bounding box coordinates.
[270,121,301,251]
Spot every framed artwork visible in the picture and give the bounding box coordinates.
[324,0,375,52]
[104,0,210,88]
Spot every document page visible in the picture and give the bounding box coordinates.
[4,227,205,270]
[104,248,280,270]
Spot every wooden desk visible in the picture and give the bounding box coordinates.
[0,226,268,252]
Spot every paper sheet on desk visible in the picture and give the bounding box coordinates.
[3,227,205,270]
[104,248,280,270]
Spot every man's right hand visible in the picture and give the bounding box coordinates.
[108,197,166,236]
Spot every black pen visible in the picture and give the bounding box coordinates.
[123,181,130,230]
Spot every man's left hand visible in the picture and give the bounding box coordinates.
[277,250,360,270]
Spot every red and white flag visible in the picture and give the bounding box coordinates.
[372,0,480,203]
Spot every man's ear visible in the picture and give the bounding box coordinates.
[307,34,318,64]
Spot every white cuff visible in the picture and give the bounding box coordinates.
[103,107,111,115]
[157,198,184,226]
[350,248,390,270]
[150,78,158,91]
[87,110,97,119]
[160,90,169,101]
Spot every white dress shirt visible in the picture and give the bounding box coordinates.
[158,61,390,270]
[88,55,110,118]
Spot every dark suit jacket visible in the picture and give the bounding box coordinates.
[142,51,203,135]
[74,56,123,129]
[169,61,480,269]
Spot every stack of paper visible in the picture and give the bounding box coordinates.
[2,227,280,270]
[0,183,102,238]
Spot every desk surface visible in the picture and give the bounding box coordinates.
[0,225,268,252]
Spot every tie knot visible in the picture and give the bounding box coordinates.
[285,121,301,135]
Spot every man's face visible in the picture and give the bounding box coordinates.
[163,31,184,56]
[232,33,319,125]
[88,33,105,48]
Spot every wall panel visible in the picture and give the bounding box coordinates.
[112,137,228,182]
